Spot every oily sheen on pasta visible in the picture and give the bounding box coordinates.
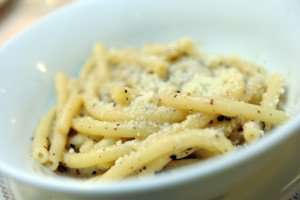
[32,38,287,180]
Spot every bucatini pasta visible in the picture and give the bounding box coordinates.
[32,38,287,180]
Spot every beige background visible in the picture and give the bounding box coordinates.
[0,0,73,45]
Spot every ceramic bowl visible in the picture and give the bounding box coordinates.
[1,0,300,199]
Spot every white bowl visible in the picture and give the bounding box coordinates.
[1,0,300,199]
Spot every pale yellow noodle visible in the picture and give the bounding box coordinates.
[139,56,169,79]
[72,117,160,139]
[243,122,264,143]
[79,138,95,153]
[160,94,287,124]
[137,156,171,177]
[84,96,186,123]
[143,38,196,61]
[93,138,117,150]
[136,147,195,177]
[55,72,68,111]
[107,49,168,78]
[165,38,197,61]
[68,134,90,148]
[79,43,107,81]
[56,93,83,135]
[261,74,283,109]
[92,138,118,169]
[79,56,96,81]
[243,74,284,143]
[100,129,233,180]
[209,55,264,76]
[110,86,133,106]
[142,114,215,145]
[48,129,67,170]
[63,141,139,168]
[32,108,55,163]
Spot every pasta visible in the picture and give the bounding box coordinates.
[83,95,186,123]
[100,129,233,180]
[55,72,68,111]
[79,138,95,153]
[72,117,160,139]
[160,94,287,124]
[32,108,55,163]
[48,129,67,170]
[32,38,287,180]
[56,93,83,135]
[243,74,284,143]
[93,138,117,150]
[64,141,139,168]
[136,156,171,177]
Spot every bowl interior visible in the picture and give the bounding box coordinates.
[1,0,300,192]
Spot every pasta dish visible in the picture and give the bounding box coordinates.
[32,38,287,180]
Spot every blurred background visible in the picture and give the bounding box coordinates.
[0,0,74,45]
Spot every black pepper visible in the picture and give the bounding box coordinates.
[261,122,266,129]
[217,115,231,121]
[170,155,177,160]
[237,126,243,132]
[69,129,77,137]
[57,162,68,173]
[70,144,79,153]
[75,169,80,175]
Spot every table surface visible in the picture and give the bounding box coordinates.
[0,0,73,45]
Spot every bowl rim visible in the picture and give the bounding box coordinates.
[0,0,299,195]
